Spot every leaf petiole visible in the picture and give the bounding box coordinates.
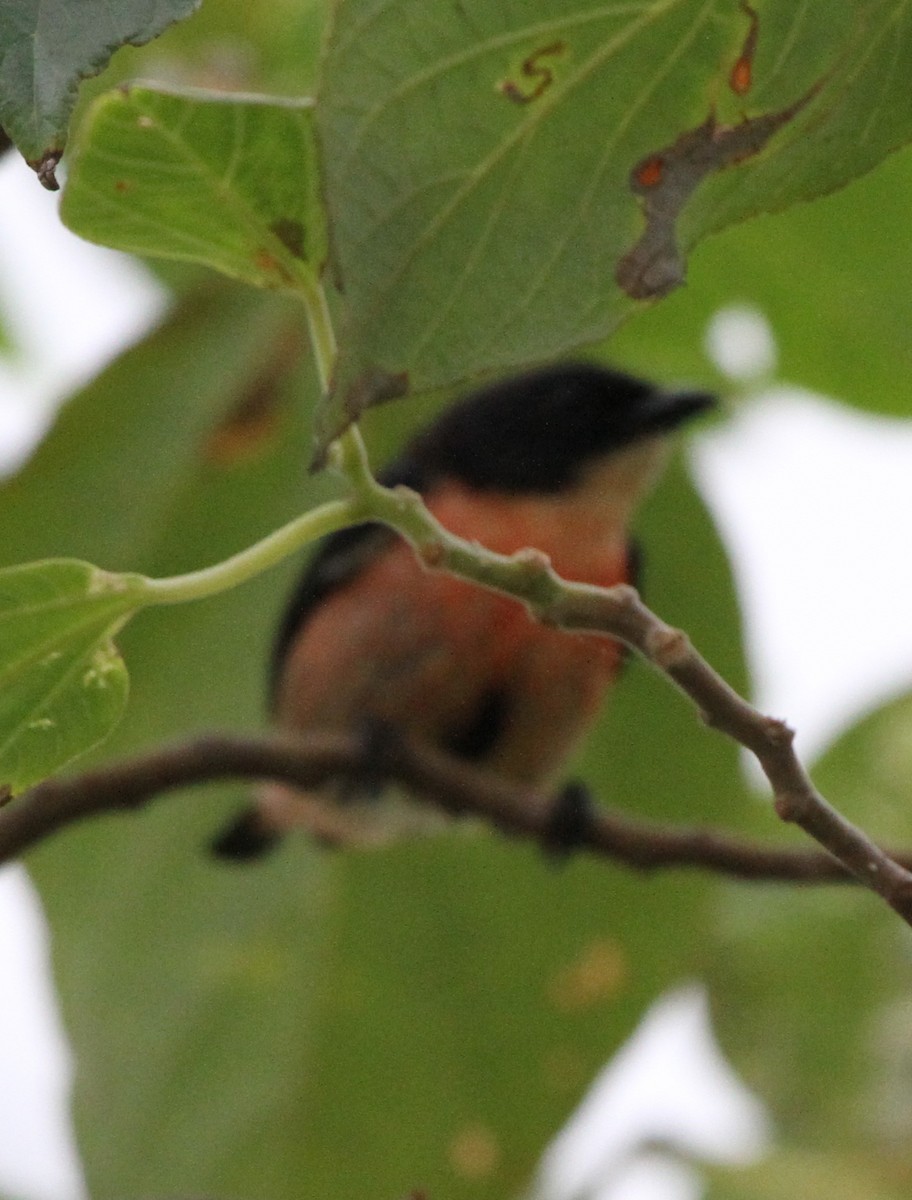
[136,495,363,607]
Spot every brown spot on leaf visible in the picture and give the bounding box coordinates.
[114,179,132,194]
[252,248,295,285]
[635,155,664,188]
[0,784,12,808]
[617,82,820,300]
[499,41,567,104]
[203,327,303,465]
[548,938,627,1012]
[448,1124,500,1180]
[730,2,760,96]
[271,217,306,260]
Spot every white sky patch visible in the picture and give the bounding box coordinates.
[530,986,771,1200]
[0,866,87,1200]
[705,305,777,382]
[0,155,164,1200]
[0,155,167,474]
[693,386,912,765]
[594,1153,703,1200]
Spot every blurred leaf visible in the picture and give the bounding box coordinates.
[0,275,311,792]
[707,688,912,1162]
[0,0,201,172]
[0,284,305,572]
[315,0,912,442]
[705,1148,912,1200]
[710,886,908,1147]
[0,560,140,792]
[0,277,315,793]
[813,691,912,845]
[123,0,327,95]
[61,86,325,290]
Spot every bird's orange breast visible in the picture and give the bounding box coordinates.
[275,478,632,787]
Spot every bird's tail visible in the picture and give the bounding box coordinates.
[211,780,453,859]
[210,805,283,861]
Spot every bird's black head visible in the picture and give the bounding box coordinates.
[401,362,714,493]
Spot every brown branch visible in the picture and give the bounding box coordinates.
[531,580,912,922]
[0,728,903,887]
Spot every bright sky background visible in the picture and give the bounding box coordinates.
[3,149,912,1200]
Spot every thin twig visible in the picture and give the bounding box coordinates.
[0,728,903,888]
[536,582,912,920]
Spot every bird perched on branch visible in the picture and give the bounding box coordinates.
[212,362,713,857]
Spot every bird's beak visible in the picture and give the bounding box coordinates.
[637,388,716,436]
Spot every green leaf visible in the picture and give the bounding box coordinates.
[0,0,201,176]
[705,1148,911,1200]
[0,284,308,572]
[0,559,138,793]
[315,0,912,440]
[706,691,912,1163]
[61,86,326,292]
[812,691,912,845]
[709,885,905,1150]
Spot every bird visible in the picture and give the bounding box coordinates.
[211,362,713,857]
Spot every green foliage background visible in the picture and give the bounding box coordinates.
[2,1,912,1197]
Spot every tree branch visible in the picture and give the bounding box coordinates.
[0,728,904,889]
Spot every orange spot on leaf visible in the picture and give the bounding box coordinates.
[730,56,752,95]
[730,1,759,95]
[635,156,664,188]
[253,249,280,272]
[548,938,628,1012]
[252,248,294,284]
[448,1125,500,1180]
[203,328,303,465]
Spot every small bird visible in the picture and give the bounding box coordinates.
[212,362,713,857]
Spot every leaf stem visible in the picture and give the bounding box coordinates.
[140,278,346,607]
[138,496,363,606]
[298,274,337,396]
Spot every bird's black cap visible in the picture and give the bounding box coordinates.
[402,362,714,493]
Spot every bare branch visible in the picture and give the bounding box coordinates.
[538,581,912,921]
[0,728,903,890]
